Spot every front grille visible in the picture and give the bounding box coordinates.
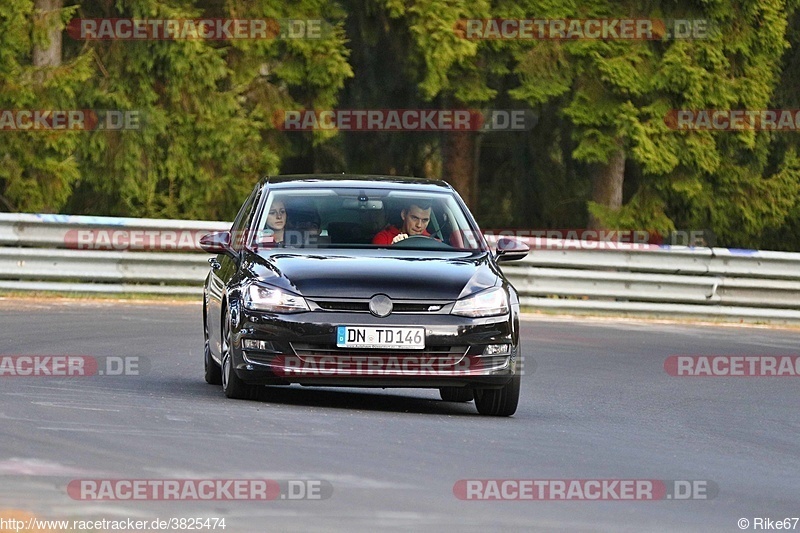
[290,343,468,363]
[310,298,448,313]
[392,302,445,312]
[244,347,510,374]
[314,300,369,312]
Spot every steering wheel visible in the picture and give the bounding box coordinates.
[393,234,432,244]
[391,234,452,249]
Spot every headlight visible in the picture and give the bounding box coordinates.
[451,287,509,318]
[244,284,309,313]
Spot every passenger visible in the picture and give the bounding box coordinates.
[263,199,287,245]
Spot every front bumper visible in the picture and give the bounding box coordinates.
[229,308,519,388]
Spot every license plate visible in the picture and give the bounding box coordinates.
[336,326,425,349]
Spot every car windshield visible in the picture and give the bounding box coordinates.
[251,187,485,251]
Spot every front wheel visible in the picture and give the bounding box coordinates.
[221,308,261,400]
[474,373,520,416]
[204,317,222,385]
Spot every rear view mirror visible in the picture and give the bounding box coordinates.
[200,231,232,255]
[495,236,529,262]
[342,199,383,210]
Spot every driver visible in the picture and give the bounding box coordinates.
[372,201,432,245]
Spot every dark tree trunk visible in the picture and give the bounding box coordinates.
[33,0,62,68]
[588,146,625,230]
[442,130,478,209]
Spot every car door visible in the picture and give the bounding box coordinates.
[207,183,264,357]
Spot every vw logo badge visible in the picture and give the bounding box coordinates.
[369,294,393,318]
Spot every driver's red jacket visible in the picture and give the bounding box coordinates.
[371,225,430,245]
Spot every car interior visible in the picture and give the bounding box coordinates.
[254,192,480,250]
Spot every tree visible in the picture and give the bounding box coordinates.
[375,0,499,208]
[510,0,800,244]
[0,0,92,212]
[758,7,800,251]
[64,0,352,220]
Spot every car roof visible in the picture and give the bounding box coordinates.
[260,174,454,192]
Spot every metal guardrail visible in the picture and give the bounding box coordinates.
[0,213,223,294]
[0,214,799,323]
[0,248,209,284]
[499,242,800,322]
[0,212,227,249]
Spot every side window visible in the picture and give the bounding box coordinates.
[230,184,263,252]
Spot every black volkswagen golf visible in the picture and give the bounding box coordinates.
[200,175,529,416]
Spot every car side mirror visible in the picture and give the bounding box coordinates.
[200,231,234,256]
[494,236,529,262]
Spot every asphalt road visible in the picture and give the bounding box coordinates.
[0,299,798,532]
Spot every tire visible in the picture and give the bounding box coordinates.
[474,373,520,416]
[204,317,222,385]
[439,387,474,402]
[220,308,260,400]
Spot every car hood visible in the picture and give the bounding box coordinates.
[245,250,500,300]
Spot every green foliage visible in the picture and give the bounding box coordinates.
[1,0,799,250]
[66,0,353,220]
[381,0,496,104]
[587,189,675,235]
[0,0,92,212]
[0,0,352,219]
[508,0,800,247]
